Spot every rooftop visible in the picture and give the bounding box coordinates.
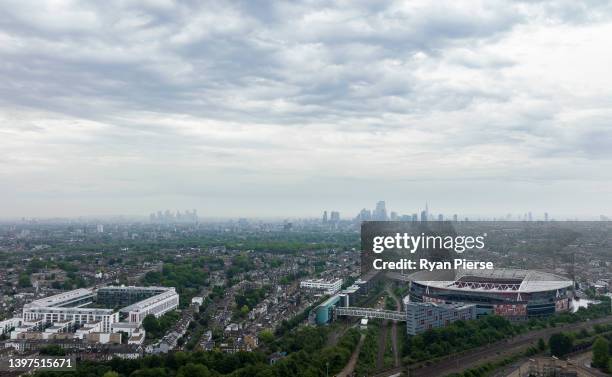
[119,288,177,313]
[98,285,169,292]
[301,278,342,284]
[410,268,573,293]
[26,289,93,308]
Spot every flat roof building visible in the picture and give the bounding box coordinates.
[23,289,118,333]
[404,298,476,335]
[17,285,178,339]
[300,278,343,295]
[119,287,179,324]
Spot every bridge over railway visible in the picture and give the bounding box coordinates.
[335,307,406,321]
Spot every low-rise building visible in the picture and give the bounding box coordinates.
[22,289,118,332]
[12,286,178,347]
[0,318,22,335]
[44,319,74,334]
[75,321,102,339]
[191,296,204,306]
[119,288,179,324]
[299,278,343,295]
[111,322,139,336]
[128,328,146,345]
[404,299,476,335]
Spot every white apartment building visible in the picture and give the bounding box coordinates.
[299,278,343,295]
[0,317,22,335]
[18,285,178,339]
[121,288,179,324]
[22,289,119,332]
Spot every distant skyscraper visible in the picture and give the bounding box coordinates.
[322,211,328,223]
[412,213,418,222]
[437,214,443,222]
[96,224,104,233]
[150,209,198,223]
[390,211,398,221]
[528,212,533,222]
[420,210,427,222]
[330,211,340,222]
[544,212,549,221]
[373,201,388,221]
[453,214,458,222]
[356,208,372,221]
[189,209,199,223]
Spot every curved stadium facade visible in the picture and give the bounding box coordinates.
[400,269,573,320]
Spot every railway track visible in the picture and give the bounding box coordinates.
[370,315,612,377]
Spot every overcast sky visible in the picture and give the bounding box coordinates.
[1,0,612,219]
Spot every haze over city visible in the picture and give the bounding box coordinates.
[2,1,612,218]
[2,2,612,377]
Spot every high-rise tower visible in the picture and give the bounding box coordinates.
[373,201,388,221]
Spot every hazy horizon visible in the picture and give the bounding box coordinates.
[2,1,612,218]
[1,201,608,222]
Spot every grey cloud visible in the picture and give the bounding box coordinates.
[1,1,612,217]
[0,0,529,124]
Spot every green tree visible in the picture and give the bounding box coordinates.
[39,344,65,356]
[259,330,274,345]
[177,363,212,377]
[592,337,609,369]
[131,367,168,377]
[102,372,120,377]
[240,305,250,316]
[549,333,573,357]
[142,314,160,334]
[537,338,546,351]
[18,273,31,288]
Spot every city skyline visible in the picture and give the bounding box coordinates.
[2,200,606,222]
[1,2,611,375]
[2,1,612,217]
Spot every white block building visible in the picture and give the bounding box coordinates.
[16,285,178,342]
[121,288,179,324]
[299,278,343,295]
[0,318,22,335]
[22,289,119,332]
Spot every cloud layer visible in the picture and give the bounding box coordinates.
[1,0,612,218]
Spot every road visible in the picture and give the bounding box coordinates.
[371,315,612,377]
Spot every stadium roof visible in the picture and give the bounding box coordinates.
[405,268,573,293]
